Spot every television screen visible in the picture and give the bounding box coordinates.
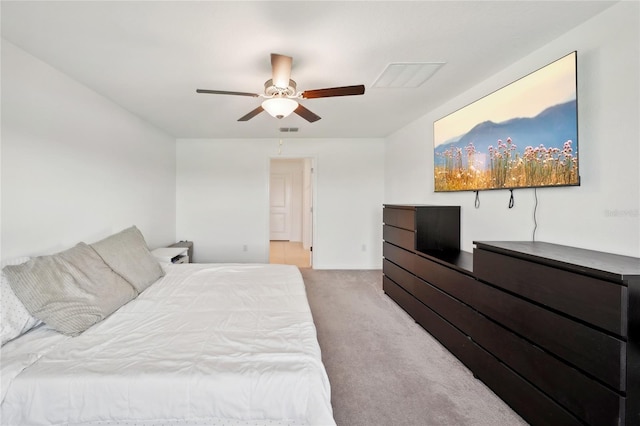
[434,52,579,192]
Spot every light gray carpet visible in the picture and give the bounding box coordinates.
[301,269,528,426]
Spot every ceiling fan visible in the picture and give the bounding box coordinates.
[196,53,365,123]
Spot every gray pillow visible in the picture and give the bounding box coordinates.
[4,243,137,336]
[91,226,164,293]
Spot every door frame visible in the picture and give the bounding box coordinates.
[268,155,317,268]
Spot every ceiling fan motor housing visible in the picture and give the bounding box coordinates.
[264,79,297,97]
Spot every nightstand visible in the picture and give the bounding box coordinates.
[168,241,194,262]
[151,247,189,264]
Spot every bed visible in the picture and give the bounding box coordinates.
[0,227,335,426]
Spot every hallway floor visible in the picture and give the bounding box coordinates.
[269,241,311,268]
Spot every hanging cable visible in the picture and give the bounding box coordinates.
[532,188,538,241]
[508,189,515,208]
[474,191,480,208]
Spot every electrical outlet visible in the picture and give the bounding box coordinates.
[361,244,367,252]
[243,245,248,252]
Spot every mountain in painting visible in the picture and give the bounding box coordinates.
[434,100,577,168]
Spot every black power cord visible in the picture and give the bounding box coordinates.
[532,188,538,241]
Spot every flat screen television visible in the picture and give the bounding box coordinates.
[434,51,579,192]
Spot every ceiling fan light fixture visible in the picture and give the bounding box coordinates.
[262,97,298,119]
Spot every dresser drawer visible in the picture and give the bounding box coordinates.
[474,248,627,337]
[414,252,477,295]
[383,225,415,251]
[383,242,414,272]
[383,259,415,294]
[383,206,415,230]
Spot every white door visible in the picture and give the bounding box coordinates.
[270,172,291,240]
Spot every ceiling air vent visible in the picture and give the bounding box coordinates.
[372,62,445,88]
[279,127,299,133]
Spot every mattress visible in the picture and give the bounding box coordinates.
[0,263,335,426]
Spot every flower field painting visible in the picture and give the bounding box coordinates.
[434,52,579,192]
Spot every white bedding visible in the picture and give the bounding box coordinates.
[0,263,335,426]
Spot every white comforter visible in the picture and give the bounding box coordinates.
[0,264,335,426]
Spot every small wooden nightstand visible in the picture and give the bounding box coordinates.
[168,241,193,263]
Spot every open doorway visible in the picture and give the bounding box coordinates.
[269,158,313,268]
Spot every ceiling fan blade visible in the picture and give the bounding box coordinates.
[238,106,264,121]
[196,89,259,97]
[294,104,321,123]
[301,85,365,99]
[271,53,292,89]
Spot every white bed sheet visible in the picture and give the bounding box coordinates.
[1,263,335,426]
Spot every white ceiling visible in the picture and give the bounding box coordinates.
[1,1,618,139]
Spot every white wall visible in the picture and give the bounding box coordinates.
[385,2,640,258]
[1,40,177,260]
[176,138,384,268]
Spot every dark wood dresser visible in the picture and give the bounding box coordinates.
[382,204,640,426]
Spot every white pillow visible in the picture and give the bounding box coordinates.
[4,243,137,336]
[91,226,165,293]
[1,257,42,345]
